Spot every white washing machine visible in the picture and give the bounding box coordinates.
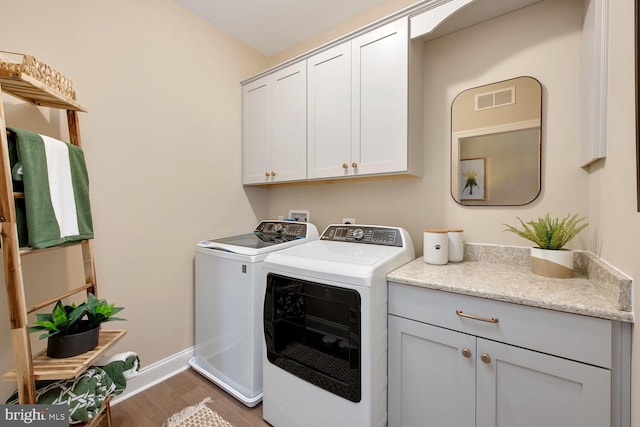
[262,224,415,426]
[189,220,319,407]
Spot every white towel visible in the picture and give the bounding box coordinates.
[41,134,80,238]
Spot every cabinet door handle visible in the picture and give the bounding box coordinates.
[456,309,499,323]
[270,171,276,177]
[461,348,472,358]
[351,162,358,168]
[481,353,492,364]
[342,163,349,169]
[265,171,270,177]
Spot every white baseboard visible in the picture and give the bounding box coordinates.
[111,347,194,405]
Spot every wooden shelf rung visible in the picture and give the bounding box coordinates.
[26,282,95,314]
[0,72,87,112]
[19,239,86,256]
[2,330,126,381]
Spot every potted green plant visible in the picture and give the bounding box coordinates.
[504,213,588,278]
[29,293,125,358]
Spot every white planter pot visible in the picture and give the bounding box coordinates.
[530,247,574,279]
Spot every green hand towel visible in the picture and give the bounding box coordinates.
[7,127,93,249]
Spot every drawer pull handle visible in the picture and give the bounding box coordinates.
[456,309,499,324]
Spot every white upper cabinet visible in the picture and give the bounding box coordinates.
[307,42,352,179]
[243,62,307,184]
[270,63,307,182]
[244,15,424,185]
[351,18,410,177]
[242,78,269,184]
[307,18,421,180]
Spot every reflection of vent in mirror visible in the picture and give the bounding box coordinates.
[475,87,515,111]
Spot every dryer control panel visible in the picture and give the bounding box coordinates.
[320,225,403,247]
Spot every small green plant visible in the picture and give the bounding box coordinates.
[504,213,588,250]
[29,293,125,339]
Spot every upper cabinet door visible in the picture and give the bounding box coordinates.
[242,77,270,184]
[243,62,307,184]
[269,62,307,183]
[351,18,409,176]
[307,42,352,179]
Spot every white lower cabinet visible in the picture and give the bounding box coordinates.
[388,316,476,426]
[476,338,610,427]
[388,283,623,427]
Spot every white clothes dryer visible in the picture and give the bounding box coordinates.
[189,220,318,407]
[262,224,415,426]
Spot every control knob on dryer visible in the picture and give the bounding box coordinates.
[273,223,285,233]
[352,228,364,241]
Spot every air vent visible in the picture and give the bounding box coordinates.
[475,86,515,111]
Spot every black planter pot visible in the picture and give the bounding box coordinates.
[47,326,100,358]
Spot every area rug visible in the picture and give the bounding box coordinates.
[163,397,235,427]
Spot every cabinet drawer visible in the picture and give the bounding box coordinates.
[388,283,612,368]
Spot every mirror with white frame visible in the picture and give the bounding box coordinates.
[451,76,542,206]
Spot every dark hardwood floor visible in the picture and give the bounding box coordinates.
[110,368,271,427]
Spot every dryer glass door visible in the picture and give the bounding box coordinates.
[264,273,362,402]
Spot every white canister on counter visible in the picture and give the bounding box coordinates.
[448,229,464,262]
[424,229,448,265]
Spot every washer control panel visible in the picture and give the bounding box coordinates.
[254,221,308,238]
[320,225,403,247]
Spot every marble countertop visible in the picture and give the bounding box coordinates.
[387,244,634,323]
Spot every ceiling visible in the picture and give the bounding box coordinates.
[174,0,388,57]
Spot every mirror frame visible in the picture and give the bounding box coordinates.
[450,76,542,206]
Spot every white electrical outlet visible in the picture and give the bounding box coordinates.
[289,209,310,222]
[343,217,356,224]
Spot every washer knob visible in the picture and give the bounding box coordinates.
[273,223,284,233]
[353,228,364,240]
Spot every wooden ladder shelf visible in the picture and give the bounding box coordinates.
[0,52,124,427]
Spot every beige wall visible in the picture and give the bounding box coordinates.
[1,0,638,425]
[0,0,268,400]
[267,0,421,68]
